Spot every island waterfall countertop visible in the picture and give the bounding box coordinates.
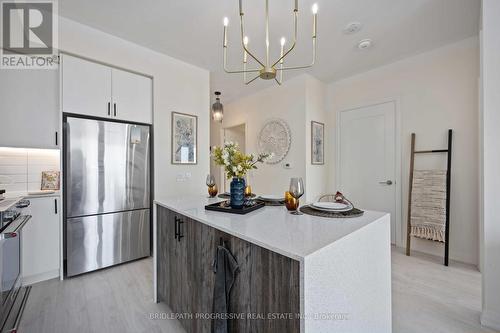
[154,196,392,333]
[154,196,389,261]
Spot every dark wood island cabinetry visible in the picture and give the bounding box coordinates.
[156,205,301,333]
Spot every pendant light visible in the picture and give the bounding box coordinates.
[212,91,224,123]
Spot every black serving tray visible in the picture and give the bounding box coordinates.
[205,200,265,215]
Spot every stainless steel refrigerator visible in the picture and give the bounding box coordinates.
[64,117,151,277]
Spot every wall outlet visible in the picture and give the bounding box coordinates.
[176,172,192,182]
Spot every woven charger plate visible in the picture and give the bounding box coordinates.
[300,205,364,218]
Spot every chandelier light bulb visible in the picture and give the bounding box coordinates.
[280,37,286,46]
[243,36,249,46]
[312,3,318,14]
[223,17,229,26]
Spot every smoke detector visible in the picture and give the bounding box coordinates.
[357,39,373,50]
[343,22,362,35]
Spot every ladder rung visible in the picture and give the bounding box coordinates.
[414,149,448,154]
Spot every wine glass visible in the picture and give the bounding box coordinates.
[289,177,304,215]
[206,175,217,198]
[206,174,215,187]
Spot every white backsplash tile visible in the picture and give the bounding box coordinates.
[0,165,28,175]
[0,147,60,195]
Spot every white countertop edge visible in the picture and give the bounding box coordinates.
[4,191,61,200]
[154,199,390,262]
[23,192,61,199]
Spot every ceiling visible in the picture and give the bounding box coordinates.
[59,0,480,102]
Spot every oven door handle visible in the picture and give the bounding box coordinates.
[1,215,32,235]
[12,215,31,233]
[13,215,31,233]
[0,232,18,240]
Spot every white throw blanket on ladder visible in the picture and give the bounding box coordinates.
[410,170,447,242]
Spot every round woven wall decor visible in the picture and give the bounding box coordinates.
[257,118,291,164]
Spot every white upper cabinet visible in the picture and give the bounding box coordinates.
[0,70,59,149]
[111,68,152,124]
[62,54,112,118]
[61,54,152,124]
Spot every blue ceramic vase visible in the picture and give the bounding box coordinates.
[230,177,246,209]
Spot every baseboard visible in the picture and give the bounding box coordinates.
[481,310,500,331]
[22,269,60,286]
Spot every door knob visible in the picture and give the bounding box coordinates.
[379,180,393,185]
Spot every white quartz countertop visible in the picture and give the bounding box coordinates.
[155,196,389,261]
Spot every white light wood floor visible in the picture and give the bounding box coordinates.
[19,249,498,333]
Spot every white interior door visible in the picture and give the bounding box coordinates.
[339,101,397,243]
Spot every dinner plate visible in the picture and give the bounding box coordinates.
[258,194,285,202]
[310,201,353,212]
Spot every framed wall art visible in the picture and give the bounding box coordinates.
[311,121,324,165]
[171,112,198,164]
[41,171,60,190]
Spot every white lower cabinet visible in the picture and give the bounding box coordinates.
[22,196,60,285]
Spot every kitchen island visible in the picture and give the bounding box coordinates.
[154,196,392,333]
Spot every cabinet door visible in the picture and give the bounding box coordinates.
[111,68,152,124]
[220,230,301,333]
[0,70,59,149]
[157,207,185,315]
[185,217,217,333]
[62,54,112,118]
[22,197,60,284]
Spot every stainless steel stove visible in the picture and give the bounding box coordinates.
[0,199,32,332]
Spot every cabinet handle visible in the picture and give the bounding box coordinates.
[55,131,58,146]
[113,103,117,117]
[174,216,179,240]
[54,199,58,214]
[108,102,111,116]
[178,219,184,242]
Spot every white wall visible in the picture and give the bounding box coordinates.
[480,0,500,329]
[327,37,479,265]
[213,74,328,202]
[59,17,210,199]
[305,76,329,202]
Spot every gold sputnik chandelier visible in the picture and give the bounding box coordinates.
[222,0,318,85]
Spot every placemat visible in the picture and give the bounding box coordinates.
[299,205,364,218]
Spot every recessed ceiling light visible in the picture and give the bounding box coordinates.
[357,39,373,50]
[343,22,362,35]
